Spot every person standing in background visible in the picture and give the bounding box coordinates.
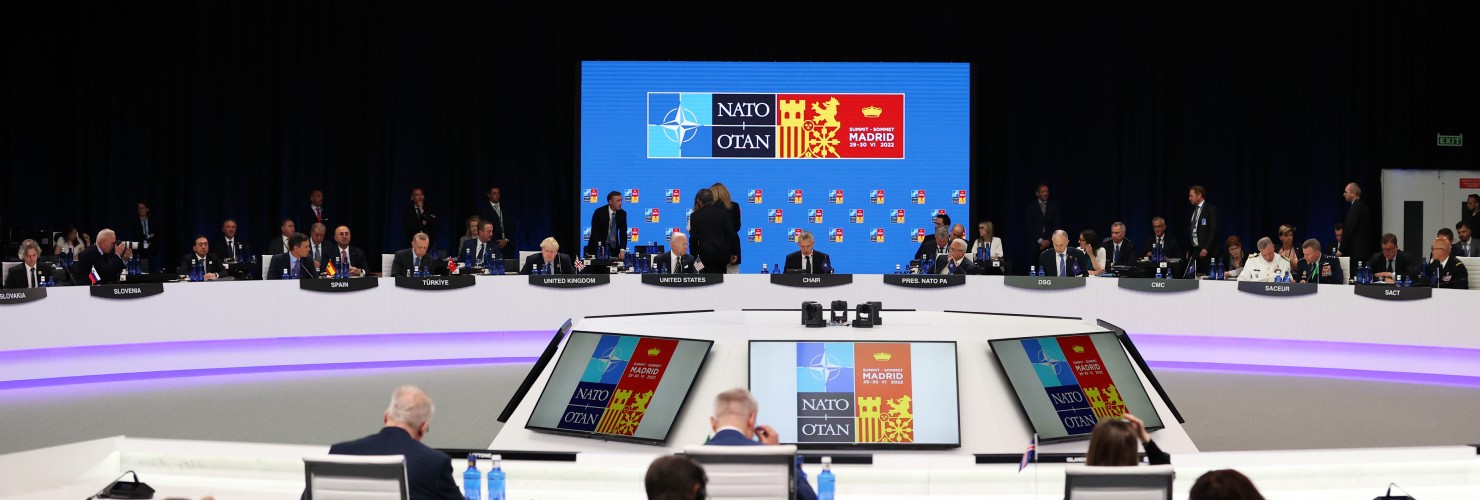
[710,183,741,273]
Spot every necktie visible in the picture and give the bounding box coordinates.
[313,245,320,263]
[228,239,236,260]
[291,259,298,278]
[1039,201,1046,215]
[414,257,421,270]
[608,212,617,247]
[1113,243,1120,264]
[1059,253,1066,277]
[674,254,681,273]
[142,218,149,235]
[1388,259,1394,273]
[477,243,485,261]
[1191,206,1200,245]
[805,255,812,274]
[315,207,322,222]
[342,249,350,270]
[29,267,36,288]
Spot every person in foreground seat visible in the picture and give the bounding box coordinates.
[1084,413,1169,466]
[307,385,460,500]
[1189,469,1265,500]
[645,454,707,500]
[705,388,817,500]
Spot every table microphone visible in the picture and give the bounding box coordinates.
[88,470,154,499]
[1373,481,1414,500]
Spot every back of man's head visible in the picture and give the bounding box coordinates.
[645,455,705,500]
[713,388,757,425]
[385,385,434,438]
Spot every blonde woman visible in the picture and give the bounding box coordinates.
[710,183,742,273]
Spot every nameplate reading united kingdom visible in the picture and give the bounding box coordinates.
[529,275,610,288]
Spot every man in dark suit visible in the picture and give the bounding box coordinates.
[305,223,329,275]
[654,232,698,274]
[72,229,131,285]
[267,218,296,255]
[1142,217,1183,260]
[302,189,329,229]
[392,233,451,277]
[307,386,461,500]
[267,233,317,280]
[912,228,953,266]
[1464,194,1480,235]
[1454,221,1478,258]
[1024,184,1060,258]
[4,240,48,289]
[1102,222,1137,267]
[1186,185,1219,264]
[475,186,513,255]
[132,202,160,271]
[1293,238,1344,285]
[688,190,739,274]
[1341,182,1374,260]
[216,219,248,264]
[588,190,628,258]
[403,187,438,251]
[1366,233,1419,285]
[330,225,370,277]
[1330,223,1344,257]
[521,237,579,274]
[458,221,500,267]
[784,230,833,274]
[1038,230,1092,277]
[705,388,817,500]
[176,236,224,281]
[1427,236,1469,289]
[934,239,978,275]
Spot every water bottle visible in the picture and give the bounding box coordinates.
[773,264,780,274]
[1401,274,1411,287]
[1431,264,1441,287]
[894,263,902,274]
[977,245,986,263]
[817,456,835,500]
[463,247,473,266]
[463,455,482,500]
[1028,265,1037,277]
[762,263,770,274]
[494,258,505,275]
[487,454,506,500]
[1154,267,1163,279]
[920,254,931,274]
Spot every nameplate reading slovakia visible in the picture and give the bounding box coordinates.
[394,275,477,291]
[89,283,165,299]
[301,278,381,293]
[0,288,47,304]
[640,274,723,287]
[528,274,610,288]
[883,274,965,288]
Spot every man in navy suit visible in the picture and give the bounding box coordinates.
[306,385,460,500]
[588,190,628,258]
[705,388,817,500]
[1038,230,1092,277]
[653,232,698,274]
[267,233,318,280]
[459,221,500,267]
[1102,222,1137,267]
[521,237,580,274]
[784,231,833,274]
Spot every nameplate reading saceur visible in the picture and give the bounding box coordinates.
[88,283,165,299]
[0,288,47,304]
[528,274,610,288]
[1234,281,1317,297]
[640,274,723,287]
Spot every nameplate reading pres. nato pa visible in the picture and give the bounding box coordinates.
[301,278,380,293]
[1235,281,1317,297]
[0,288,47,304]
[1354,285,1432,301]
[640,274,723,287]
[89,283,165,299]
[883,274,965,288]
[1003,276,1086,290]
[1116,278,1200,293]
[528,274,610,288]
[769,273,853,288]
[394,275,477,291]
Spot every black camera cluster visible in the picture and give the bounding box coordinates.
[800,300,882,328]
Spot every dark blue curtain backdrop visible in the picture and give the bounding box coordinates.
[2,4,1475,269]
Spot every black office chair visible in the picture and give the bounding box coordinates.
[303,454,409,500]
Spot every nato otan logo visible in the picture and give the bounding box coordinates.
[789,228,803,243]
[749,228,763,242]
[872,228,886,243]
[646,208,660,223]
[585,189,600,204]
[666,189,682,203]
[911,189,926,204]
[913,228,927,242]
[665,227,681,242]
[809,209,824,224]
[748,189,763,204]
[582,227,592,243]
[934,208,948,219]
[953,190,967,204]
[891,209,906,224]
[870,189,885,204]
[789,189,803,204]
[830,228,844,243]
[626,189,640,203]
[829,189,844,204]
[770,208,784,223]
[850,209,865,224]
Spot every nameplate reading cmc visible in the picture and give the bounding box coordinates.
[640,274,723,287]
[394,275,477,291]
[769,273,854,288]
[883,274,966,288]
[528,274,610,288]
[0,288,47,304]
[89,283,165,299]
[301,278,380,293]
[1354,285,1432,301]
[1116,278,1200,293]
[1235,281,1318,297]
[1003,276,1086,290]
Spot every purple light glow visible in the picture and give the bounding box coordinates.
[0,357,540,391]
[1128,333,1480,379]
[1148,361,1480,389]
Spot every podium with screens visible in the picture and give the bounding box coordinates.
[525,331,713,444]
[748,340,962,449]
[989,332,1165,443]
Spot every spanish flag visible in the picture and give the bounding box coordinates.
[323,259,337,278]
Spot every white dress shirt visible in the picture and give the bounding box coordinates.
[1237,254,1292,282]
[967,237,1004,261]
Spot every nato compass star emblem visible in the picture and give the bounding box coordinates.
[595,346,628,375]
[660,106,702,144]
[807,352,845,383]
[1032,348,1065,376]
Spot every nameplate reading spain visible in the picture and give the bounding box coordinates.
[1116,278,1199,293]
[1003,276,1086,290]
[0,288,47,304]
[528,274,610,288]
[394,275,476,291]
[1354,285,1432,301]
[883,274,965,288]
[1235,281,1317,297]
[640,274,723,287]
[770,273,854,288]
[301,278,380,293]
[89,283,165,299]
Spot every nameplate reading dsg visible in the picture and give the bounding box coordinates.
[0,288,47,304]
[301,278,381,293]
[1004,276,1086,290]
[1235,281,1317,297]
[89,283,165,299]
[883,274,965,288]
[1354,285,1432,301]
[394,275,477,291]
[769,273,854,288]
[528,274,610,288]
[640,274,723,287]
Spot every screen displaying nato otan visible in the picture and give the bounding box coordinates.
[525,331,713,444]
[579,61,971,273]
[990,332,1165,443]
[748,340,961,449]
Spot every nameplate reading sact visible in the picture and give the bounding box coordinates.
[882,274,965,288]
[528,274,610,288]
[1003,276,1086,290]
[770,273,854,288]
[89,283,165,299]
[301,278,380,293]
[394,275,477,291]
[1116,278,1200,293]
[1354,285,1432,301]
[640,274,723,287]
[0,288,47,304]
[1235,281,1317,297]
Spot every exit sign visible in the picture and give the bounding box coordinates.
[1437,134,1463,147]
